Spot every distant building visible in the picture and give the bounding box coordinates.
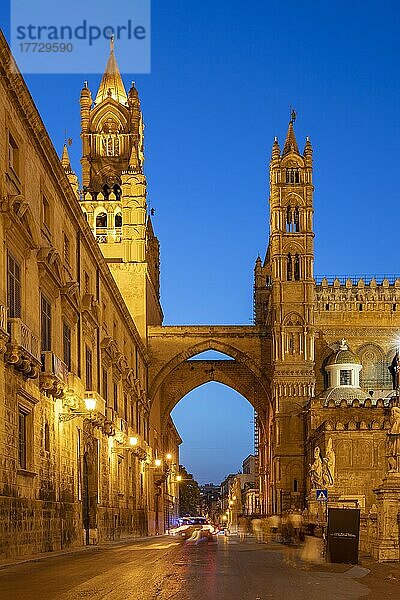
[199,483,221,520]
[242,454,256,475]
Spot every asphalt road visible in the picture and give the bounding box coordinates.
[0,535,398,600]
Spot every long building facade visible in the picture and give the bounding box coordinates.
[0,33,400,561]
[0,34,179,558]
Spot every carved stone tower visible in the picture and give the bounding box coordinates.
[255,115,315,512]
[79,39,163,338]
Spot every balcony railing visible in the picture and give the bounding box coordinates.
[0,304,7,332]
[95,227,122,244]
[7,318,40,361]
[41,351,69,382]
[95,227,108,243]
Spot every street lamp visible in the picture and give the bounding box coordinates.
[59,396,97,422]
[111,435,141,453]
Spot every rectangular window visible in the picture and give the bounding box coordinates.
[42,195,51,230]
[18,409,28,469]
[85,346,93,390]
[8,132,19,175]
[63,321,71,371]
[84,272,90,294]
[102,369,108,403]
[124,394,128,421]
[340,370,352,386]
[114,383,118,412]
[41,294,52,351]
[63,234,70,265]
[7,251,21,318]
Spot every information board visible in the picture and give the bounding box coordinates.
[327,508,360,564]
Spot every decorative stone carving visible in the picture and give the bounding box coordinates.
[310,439,335,488]
[324,437,335,485]
[309,447,323,488]
[387,406,400,473]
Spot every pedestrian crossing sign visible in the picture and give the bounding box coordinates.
[316,489,328,501]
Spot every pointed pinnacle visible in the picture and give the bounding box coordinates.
[282,121,300,156]
[61,143,72,170]
[95,41,127,105]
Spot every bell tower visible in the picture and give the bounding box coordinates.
[258,113,315,512]
[79,39,162,338]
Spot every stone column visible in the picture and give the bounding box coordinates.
[372,474,400,562]
[372,417,400,562]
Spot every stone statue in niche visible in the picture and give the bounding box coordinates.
[323,437,335,486]
[390,406,400,435]
[309,447,324,488]
[309,439,335,488]
[387,405,400,473]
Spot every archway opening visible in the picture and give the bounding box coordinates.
[171,382,255,483]
[188,350,234,361]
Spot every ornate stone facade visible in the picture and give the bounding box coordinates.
[0,33,178,559]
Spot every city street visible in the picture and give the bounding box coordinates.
[0,535,399,600]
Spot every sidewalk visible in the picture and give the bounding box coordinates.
[0,534,169,571]
[269,536,400,599]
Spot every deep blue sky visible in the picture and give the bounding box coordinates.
[1,1,399,484]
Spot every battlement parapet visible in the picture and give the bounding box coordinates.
[315,276,400,311]
[315,397,392,409]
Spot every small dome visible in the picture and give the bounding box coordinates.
[318,387,368,403]
[326,339,360,365]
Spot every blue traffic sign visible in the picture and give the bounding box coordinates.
[316,488,328,502]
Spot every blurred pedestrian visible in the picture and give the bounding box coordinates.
[251,517,263,543]
[238,515,248,542]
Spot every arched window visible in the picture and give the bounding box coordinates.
[113,183,122,200]
[286,206,300,232]
[294,207,300,232]
[287,253,292,281]
[285,168,300,184]
[115,213,122,228]
[96,212,107,228]
[102,183,111,200]
[286,207,292,232]
[294,254,300,280]
[101,133,120,157]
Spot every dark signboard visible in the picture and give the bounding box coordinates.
[327,508,360,564]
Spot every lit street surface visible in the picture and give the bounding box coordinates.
[0,535,399,600]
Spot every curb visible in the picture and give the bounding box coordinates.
[0,535,169,571]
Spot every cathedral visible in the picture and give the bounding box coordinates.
[0,33,399,562]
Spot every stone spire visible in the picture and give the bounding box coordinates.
[127,143,141,174]
[60,143,79,197]
[303,136,312,155]
[282,120,300,156]
[95,36,128,105]
[61,143,72,170]
[271,136,281,159]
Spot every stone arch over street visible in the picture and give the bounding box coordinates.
[147,325,272,512]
